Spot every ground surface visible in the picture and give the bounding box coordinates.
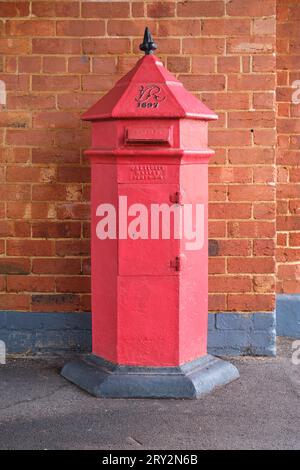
[0,337,299,450]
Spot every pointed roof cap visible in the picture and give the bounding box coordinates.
[82,28,217,122]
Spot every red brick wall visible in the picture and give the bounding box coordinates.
[0,0,278,313]
[276,0,300,294]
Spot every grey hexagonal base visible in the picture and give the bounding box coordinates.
[61,354,239,399]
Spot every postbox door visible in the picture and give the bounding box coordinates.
[118,183,181,276]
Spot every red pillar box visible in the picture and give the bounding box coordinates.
[62,29,239,398]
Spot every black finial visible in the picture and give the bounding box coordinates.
[139,27,157,55]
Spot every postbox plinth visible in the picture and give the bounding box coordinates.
[62,30,239,398]
[62,354,238,399]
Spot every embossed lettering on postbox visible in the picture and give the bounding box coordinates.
[130,164,166,181]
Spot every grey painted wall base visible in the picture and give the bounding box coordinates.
[61,354,239,399]
[277,294,300,339]
[208,312,276,356]
[0,310,276,357]
[0,311,91,354]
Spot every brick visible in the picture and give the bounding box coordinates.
[253,55,276,73]
[158,20,201,37]
[228,37,275,55]
[209,167,252,184]
[33,112,79,129]
[253,92,275,109]
[253,18,276,36]
[7,276,55,293]
[0,38,30,54]
[203,93,250,110]
[107,20,157,37]
[7,166,42,182]
[0,183,31,201]
[0,258,30,275]
[209,276,252,293]
[57,167,90,183]
[167,57,190,74]
[202,19,250,36]
[56,240,90,257]
[147,2,175,17]
[226,0,275,17]
[32,38,81,54]
[6,20,55,36]
[68,56,90,74]
[32,2,79,18]
[56,93,95,112]
[56,276,91,293]
[253,129,276,146]
[277,216,300,232]
[8,94,55,110]
[179,74,225,92]
[6,129,55,146]
[32,222,81,239]
[0,2,30,17]
[32,259,81,275]
[177,1,225,17]
[43,57,66,73]
[0,294,30,311]
[218,240,252,257]
[253,276,275,294]
[182,38,225,55]
[228,148,275,165]
[208,294,226,311]
[82,2,129,18]
[0,111,30,128]
[32,75,80,92]
[228,74,275,91]
[210,130,251,147]
[192,57,215,74]
[7,240,54,257]
[228,221,275,238]
[209,202,251,220]
[253,203,276,220]
[93,57,116,74]
[80,294,91,312]
[57,20,105,37]
[209,258,226,275]
[18,57,41,73]
[228,111,275,129]
[81,75,116,92]
[253,240,275,256]
[31,294,80,312]
[82,38,130,55]
[289,233,300,247]
[227,294,275,312]
[217,56,240,73]
[32,184,66,202]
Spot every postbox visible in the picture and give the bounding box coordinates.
[62,29,239,398]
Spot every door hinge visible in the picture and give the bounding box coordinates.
[170,254,186,272]
[169,190,184,205]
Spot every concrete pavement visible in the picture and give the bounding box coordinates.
[0,337,299,450]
